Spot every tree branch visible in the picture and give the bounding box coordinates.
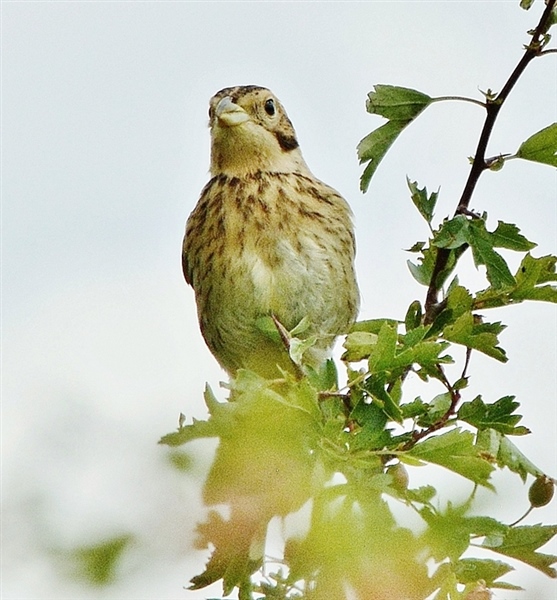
[424,0,556,322]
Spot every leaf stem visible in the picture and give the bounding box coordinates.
[432,95,486,108]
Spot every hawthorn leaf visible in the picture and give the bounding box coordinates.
[458,395,529,436]
[365,85,433,120]
[407,179,439,224]
[516,123,557,167]
[490,221,536,251]
[433,215,470,250]
[482,524,557,577]
[454,558,514,585]
[408,428,495,487]
[358,120,409,191]
[442,312,507,362]
[476,429,544,481]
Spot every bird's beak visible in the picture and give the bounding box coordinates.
[215,96,250,127]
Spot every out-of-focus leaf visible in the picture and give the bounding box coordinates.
[516,123,557,167]
[71,535,133,585]
[408,428,495,487]
[482,524,557,577]
[454,558,514,585]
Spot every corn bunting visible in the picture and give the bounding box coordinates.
[183,85,359,377]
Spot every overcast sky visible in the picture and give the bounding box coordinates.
[3,1,557,599]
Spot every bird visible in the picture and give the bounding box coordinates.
[182,85,359,378]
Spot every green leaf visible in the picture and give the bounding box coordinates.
[350,400,391,450]
[467,220,516,288]
[408,428,495,487]
[350,318,400,334]
[71,535,133,585]
[359,86,433,192]
[442,312,507,362]
[512,253,557,302]
[366,85,433,120]
[404,300,423,331]
[454,558,514,585]
[159,416,218,446]
[420,505,506,561]
[516,123,557,167]
[520,0,535,9]
[358,120,410,191]
[482,524,557,577]
[407,243,461,289]
[189,510,261,593]
[367,322,398,371]
[433,215,470,250]
[364,373,403,423]
[476,429,544,481]
[490,221,536,252]
[406,484,437,504]
[407,179,439,224]
[474,253,557,308]
[342,331,378,362]
[458,395,529,436]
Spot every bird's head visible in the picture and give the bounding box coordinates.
[208,85,311,177]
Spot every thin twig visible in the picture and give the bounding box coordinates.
[424,0,557,322]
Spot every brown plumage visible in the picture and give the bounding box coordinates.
[183,85,359,377]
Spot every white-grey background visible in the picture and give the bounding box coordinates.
[3,1,556,599]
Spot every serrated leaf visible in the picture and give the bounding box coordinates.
[408,428,495,487]
[366,85,433,120]
[490,221,536,251]
[342,331,378,362]
[406,484,437,504]
[516,123,557,167]
[482,524,557,577]
[513,253,557,302]
[364,373,403,423]
[359,86,433,192]
[358,120,410,191]
[475,253,557,308]
[433,215,470,250]
[350,400,392,450]
[367,322,398,371]
[454,558,514,585]
[476,429,544,481]
[458,395,529,436]
[420,506,506,562]
[442,312,507,362]
[407,179,439,224]
[467,222,516,288]
[350,318,400,334]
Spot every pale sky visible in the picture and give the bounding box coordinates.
[3,1,557,598]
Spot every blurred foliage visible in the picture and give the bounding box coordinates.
[69,535,133,585]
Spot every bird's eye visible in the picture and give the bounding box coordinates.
[264,98,276,116]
